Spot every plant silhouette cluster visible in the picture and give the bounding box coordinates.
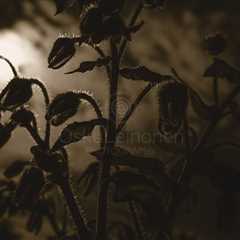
[0,0,240,240]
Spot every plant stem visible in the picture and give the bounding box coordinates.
[96,40,119,240]
[116,82,156,135]
[213,77,219,107]
[30,79,51,148]
[59,179,90,239]
[119,1,143,60]
[78,92,105,148]
[0,55,18,77]
[128,201,145,240]
[25,124,45,147]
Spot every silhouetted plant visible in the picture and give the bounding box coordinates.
[1,0,240,240]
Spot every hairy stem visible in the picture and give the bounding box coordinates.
[96,40,119,240]
[30,79,51,148]
[78,92,105,148]
[59,179,90,239]
[0,55,18,77]
[128,201,145,240]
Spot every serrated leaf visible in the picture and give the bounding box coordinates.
[4,160,29,178]
[120,66,171,83]
[53,118,107,150]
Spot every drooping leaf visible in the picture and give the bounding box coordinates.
[189,89,216,120]
[204,33,226,56]
[120,66,172,83]
[158,81,188,136]
[204,58,240,83]
[46,91,81,126]
[0,78,33,111]
[48,38,79,69]
[91,147,164,175]
[53,118,107,150]
[4,160,29,178]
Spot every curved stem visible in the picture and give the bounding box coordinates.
[119,1,143,60]
[30,79,51,148]
[25,124,45,147]
[59,179,90,239]
[0,55,18,77]
[78,92,105,149]
[116,82,156,135]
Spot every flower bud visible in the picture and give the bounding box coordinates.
[0,78,33,111]
[31,146,66,174]
[48,38,76,69]
[46,92,80,126]
[11,108,35,127]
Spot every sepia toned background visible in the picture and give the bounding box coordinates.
[0,0,240,239]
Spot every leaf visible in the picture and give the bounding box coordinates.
[78,162,99,197]
[91,147,164,175]
[48,38,79,69]
[158,81,188,136]
[53,118,107,150]
[46,91,81,126]
[4,160,29,178]
[204,33,226,56]
[190,89,216,120]
[120,66,171,83]
[203,58,240,83]
[16,167,45,208]
[65,56,111,74]
[0,125,11,148]
[111,170,161,203]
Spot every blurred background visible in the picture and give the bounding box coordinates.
[0,0,240,239]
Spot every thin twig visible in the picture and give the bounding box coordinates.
[119,1,144,60]
[116,82,156,135]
